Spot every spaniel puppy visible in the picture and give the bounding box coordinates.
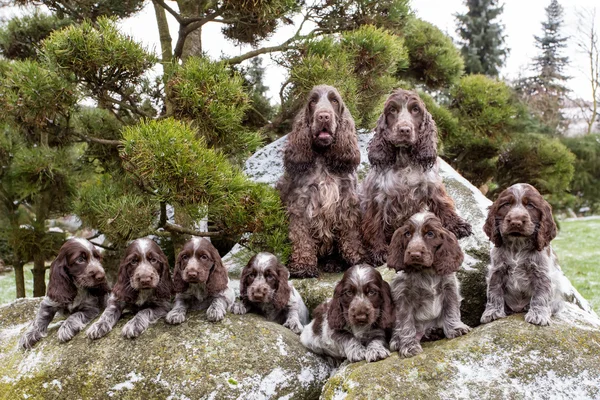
[86,238,172,339]
[388,212,470,358]
[277,84,364,278]
[481,183,565,326]
[361,89,472,265]
[166,237,234,324]
[232,252,309,334]
[19,238,110,349]
[300,264,394,362]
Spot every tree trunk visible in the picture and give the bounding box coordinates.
[14,261,25,298]
[153,0,175,116]
[32,253,46,297]
[177,0,203,60]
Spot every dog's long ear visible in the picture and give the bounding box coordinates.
[377,280,395,329]
[272,261,291,310]
[327,106,360,171]
[47,247,77,304]
[387,228,408,272]
[155,248,173,300]
[535,198,557,251]
[327,280,347,330]
[368,114,396,168]
[483,201,504,248]
[172,254,188,293]
[239,255,256,302]
[284,106,314,173]
[433,230,464,275]
[411,108,438,169]
[206,244,228,296]
[112,255,137,303]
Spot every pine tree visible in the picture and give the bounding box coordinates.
[456,0,509,76]
[515,0,570,132]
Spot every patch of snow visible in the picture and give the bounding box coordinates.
[110,371,144,391]
[276,335,288,356]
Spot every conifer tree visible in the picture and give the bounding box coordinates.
[517,0,570,132]
[455,0,509,76]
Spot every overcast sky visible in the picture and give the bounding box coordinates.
[3,1,600,103]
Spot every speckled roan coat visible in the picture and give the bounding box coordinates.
[277,85,364,278]
[360,89,472,265]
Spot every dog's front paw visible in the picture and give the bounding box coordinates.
[445,323,471,339]
[86,321,111,340]
[365,343,390,362]
[206,304,226,322]
[389,336,401,352]
[19,329,44,350]
[166,309,186,325]
[231,302,247,315]
[399,341,423,358]
[57,323,79,343]
[480,306,506,324]
[283,318,303,335]
[525,310,551,326]
[346,345,367,363]
[451,220,473,239]
[122,318,147,339]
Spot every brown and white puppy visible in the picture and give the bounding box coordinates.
[277,84,365,278]
[86,238,172,339]
[19,238,110,349]
[388,212,470,358]
[166,237,234,324]
[481,183,566,326]
[301,264,394,362]
[361,89,471,265]
[232,252,309,334]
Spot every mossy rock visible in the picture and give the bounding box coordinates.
[321,304,600,399]
[0,298,332,400]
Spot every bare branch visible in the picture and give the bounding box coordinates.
[77,135,122,147]
[152,0,184,23]
[161,222,223,237]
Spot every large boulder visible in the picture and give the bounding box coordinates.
[0,299,331,399]
[321,304,600,399]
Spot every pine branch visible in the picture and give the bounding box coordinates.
[161,222,223,237]
[77,135,122,147]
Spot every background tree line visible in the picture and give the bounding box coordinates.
[0,0,598,300]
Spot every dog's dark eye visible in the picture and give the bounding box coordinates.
[525,202,534,209]
[131,258,139,266]
[342,290,352,297]
[181,254,189,261]
[367,289,377,297]
[500,202,511,208]
[200,254,208,260]
[310,99,317,106]
[404,231,411,238]
[76,255,86,264]
[389,107,397,114]
[149,257,158,264]
[331,98,338,104]
[266,274,275,282]
[411,106,420,114]
[425,231,435,238]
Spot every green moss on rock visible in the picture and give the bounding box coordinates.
[0,300,331,400]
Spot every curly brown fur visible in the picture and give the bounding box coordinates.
[232,252,309,334]
[277,85,365,278]
[387,212,470,358]
[481,183,565,326]
[361,89,472,265]
[300,264,394,363]
[19,238,110,349]
[86,238,172,340]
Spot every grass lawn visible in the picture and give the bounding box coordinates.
[0,265,49,305]
[553,217,600,312]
